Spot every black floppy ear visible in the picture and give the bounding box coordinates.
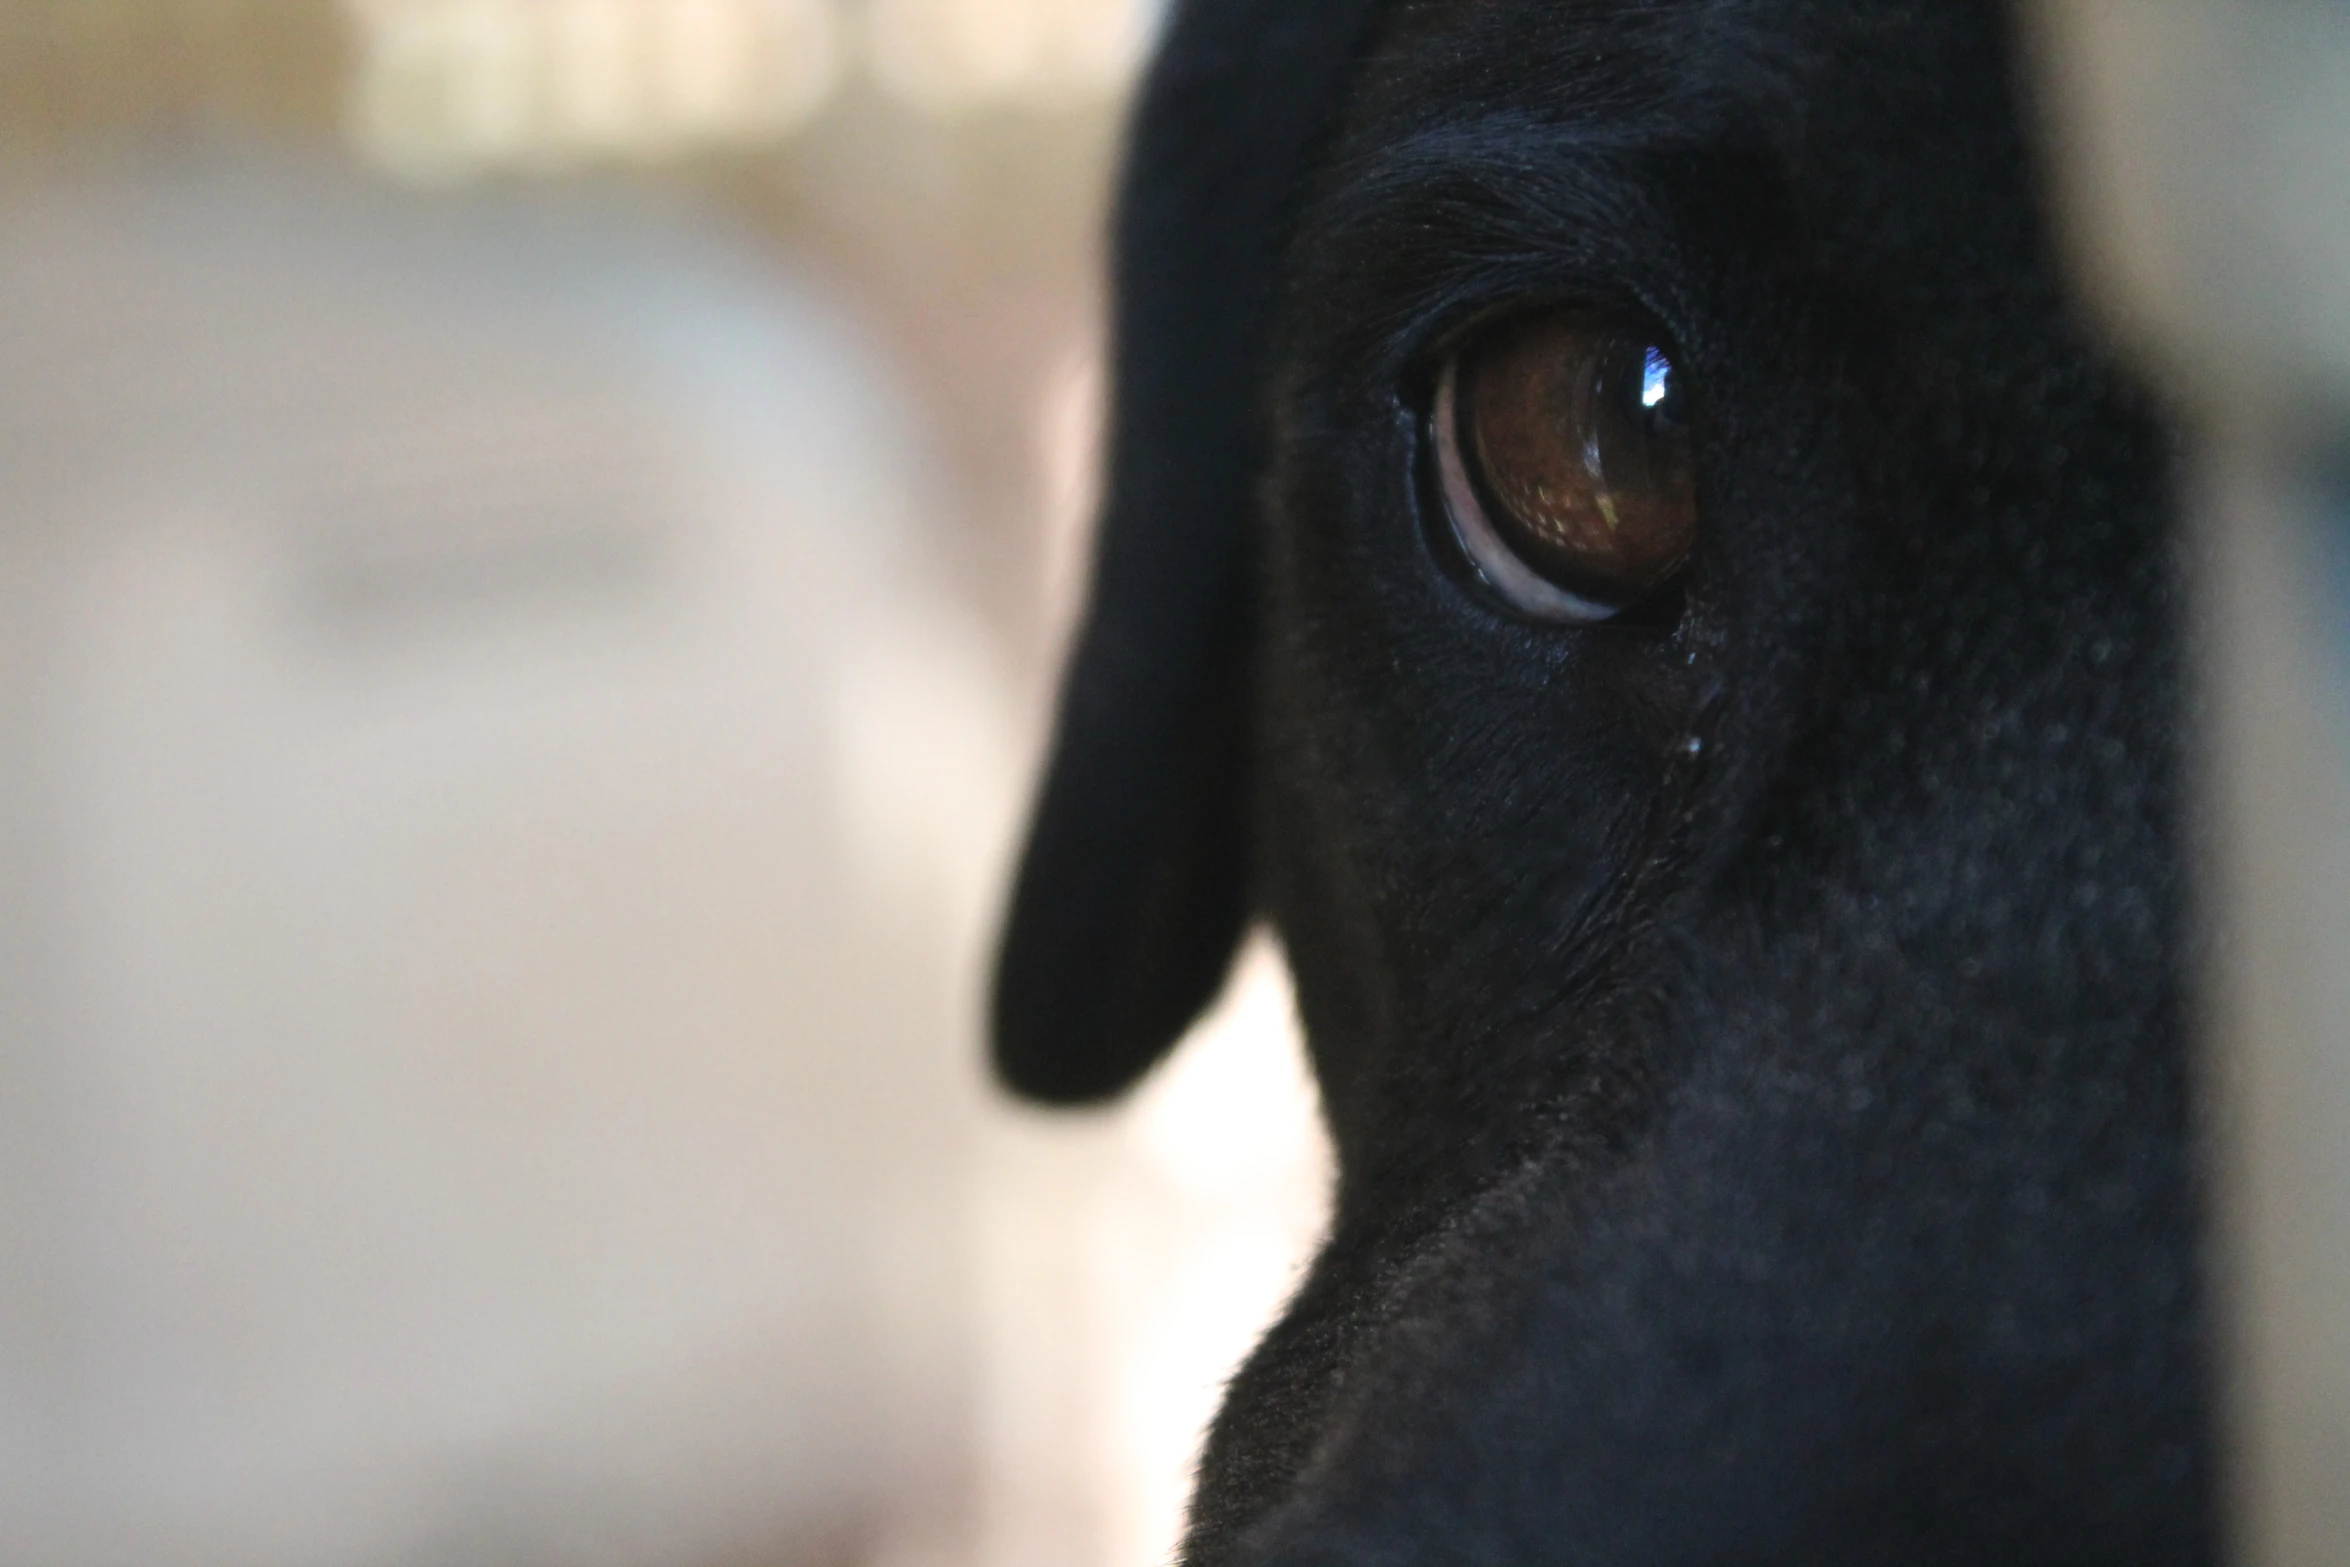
[990,0,1379,1104]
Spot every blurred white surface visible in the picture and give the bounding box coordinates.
[0,151,1330,1567]
[0,156,992,1567]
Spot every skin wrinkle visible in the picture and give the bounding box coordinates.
[993,0,2216,1561]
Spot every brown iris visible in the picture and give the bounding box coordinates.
[1432,308,1697,621]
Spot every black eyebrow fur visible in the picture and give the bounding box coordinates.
[1276,114,1770,384]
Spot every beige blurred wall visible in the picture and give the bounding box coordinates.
[0,7,1332,1566]
[0,154,1001,1567]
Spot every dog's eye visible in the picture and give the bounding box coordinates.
[1431,309,1696,622]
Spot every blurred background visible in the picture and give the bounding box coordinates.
[0,4,1332,1566]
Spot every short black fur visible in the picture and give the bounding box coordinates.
[993,1,2217,1560]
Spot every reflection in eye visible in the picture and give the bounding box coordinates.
[1431,308,1697,623]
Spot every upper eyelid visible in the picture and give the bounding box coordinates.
[1281,122,1693,376]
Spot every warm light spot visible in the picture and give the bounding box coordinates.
[866,0,1157,114]
[345,0,841,180]
[540,0,641,150]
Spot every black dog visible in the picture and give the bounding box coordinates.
[994,1,2215,1560]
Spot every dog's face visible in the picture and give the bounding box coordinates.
[996,1,2216,1561]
